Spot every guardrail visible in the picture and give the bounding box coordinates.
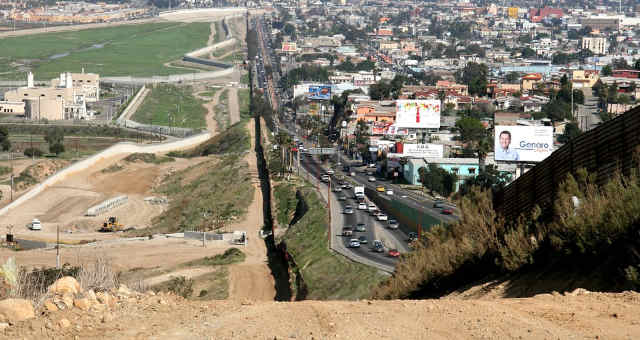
[86,195,128,216]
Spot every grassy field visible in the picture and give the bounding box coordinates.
[131,84,206,129]
[169,121,250,158]
[0,22,211,79]
[275,182,387,300]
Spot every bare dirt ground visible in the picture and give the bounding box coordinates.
[225,118,275,302]
[0,154,203,243]
[159,9,247,23]
[228,87,240,125]
[7,289,640,339]
[193,86,222,133]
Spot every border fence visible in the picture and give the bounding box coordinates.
[494,105,640,220]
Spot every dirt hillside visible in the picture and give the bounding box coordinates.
[6,290,640,339]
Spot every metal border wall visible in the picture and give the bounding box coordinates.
[494,105,640,219]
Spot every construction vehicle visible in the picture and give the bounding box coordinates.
[99,217,124,232]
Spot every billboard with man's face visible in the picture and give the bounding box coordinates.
[308,85,331,100]
[395,100,441,129]
[494,126,554,162]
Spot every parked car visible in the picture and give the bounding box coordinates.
[368,176,376,182]
[349,239,361,248]
[441,208,453,215]
[358,236,368,244]
[376,186,385,192]
[342,227,353,237]
[28,218,42,231]
[388,249,400,257]
[355,223,366,232]
[376,213,388,221]
[357,202,367,210]
[372,240,384,253]
[387,219,399,230]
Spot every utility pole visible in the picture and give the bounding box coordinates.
[327,177,331,246]
[56,225,60,269]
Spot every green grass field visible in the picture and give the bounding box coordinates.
[0,22,211,79]
[131,84,206,129]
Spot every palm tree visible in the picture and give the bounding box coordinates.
[476,136,492,172]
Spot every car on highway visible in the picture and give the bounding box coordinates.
[372,240,384,253]
[332,186,342,192]
[388,249,400,257]
[348,239,361,248]
[326,169,335,175]
[343,206,354,214]
[368,163,377,168]
[357,202,367,210]
[321,174,330,182]
[386,189,394,196]
[342,227,353,237]
[338,195,347,201]
[358,235,368,244]
[376,213,388,221]
[388,219,399,230]
[367,204,377,212]
[376,186,385,192]
[342,183,353,190]
[350,171,356,176]
[355,223,366,232]
[368,176,376,182]
[433,200,445,208]
[441,208,453,215]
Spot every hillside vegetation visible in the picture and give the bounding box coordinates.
[375,168,640,299]
[275,182,386,300]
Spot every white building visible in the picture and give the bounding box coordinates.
[582,36,608,55]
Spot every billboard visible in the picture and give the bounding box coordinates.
[494,126,554,162]
[395,100,441,129]
[385,125,409,135]
[403,144,444,158]
[282,42,297,53]
[308,85,331,100]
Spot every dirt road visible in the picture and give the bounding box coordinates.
[225,118,275,301]
[228,87,240,125]
[194,88,222,134]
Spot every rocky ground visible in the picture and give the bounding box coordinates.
[2,278,640,340]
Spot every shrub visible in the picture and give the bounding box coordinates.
[166,276,193,298]
[23,148,44,158]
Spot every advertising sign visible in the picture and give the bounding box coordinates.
[403,144,444,158]
[307,85,331,100]
[385,125,409,135]
[395,100,441,129]
[494,126,554,162]
[281,42,297,53]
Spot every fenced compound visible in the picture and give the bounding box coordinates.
[85,195,128,216]
[494,105,640,220]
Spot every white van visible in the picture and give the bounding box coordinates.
[29,219,42,231]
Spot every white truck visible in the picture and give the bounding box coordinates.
[354,186,365,200]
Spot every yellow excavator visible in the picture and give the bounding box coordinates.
[99,217,124,232]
